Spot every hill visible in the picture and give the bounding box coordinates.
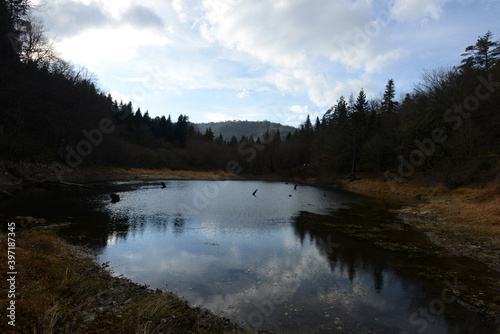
[195,120,297,140]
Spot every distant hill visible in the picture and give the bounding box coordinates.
[195,120,297,140]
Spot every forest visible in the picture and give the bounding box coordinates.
[1,0,500,186]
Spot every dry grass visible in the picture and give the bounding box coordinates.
[426,185,500,246]
[0,231,109,333]
[0,230,247,333]
[341,178,500,264]
[339,178,448,198]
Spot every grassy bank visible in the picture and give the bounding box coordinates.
[109,167,242,181]
[0,229,248,333]
[337,178,500,273]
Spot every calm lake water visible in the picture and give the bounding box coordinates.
[2,180,499,333]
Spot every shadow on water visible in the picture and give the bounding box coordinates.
[1,180,499,333]
[293,207,500,333]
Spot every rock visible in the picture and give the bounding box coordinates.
[110,193,120,203]
[82,314,95,324]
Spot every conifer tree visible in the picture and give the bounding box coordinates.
[381,79,398,113]
[204,127,214,141]
[460,30,500,73]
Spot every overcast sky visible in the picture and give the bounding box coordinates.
[33,0,499,126]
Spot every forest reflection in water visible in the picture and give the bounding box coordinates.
[2,180,497,333]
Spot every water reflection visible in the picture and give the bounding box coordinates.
[91,181,497,333]
[1,181,497,333]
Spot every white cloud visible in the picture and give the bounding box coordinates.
[266,69,375,108]
[290,105,309,115]
[200,0,378,69]
[237,89,250,99]
[204,113,235,122]
[197,0,401,109]
[171,0,187,22]
[57,26,170,65]
[365,49,404,73]
[108,90,131,104]
[35,0,489,126]
[390,0,453,23]
[286,105,323,124]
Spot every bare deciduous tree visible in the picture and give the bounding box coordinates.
[19,13,58,66]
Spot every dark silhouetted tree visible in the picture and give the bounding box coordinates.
[381,79,398,113]
[204,127,214,141]
[460,30,500,73]
[174,114,189,146]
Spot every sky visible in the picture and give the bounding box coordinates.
[32,0,500,127]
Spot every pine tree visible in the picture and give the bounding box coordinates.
[134,108,143,127]
[349,88,369,174]
[216,133,224,144]
[355,88,368,116]
[460,30,500,73]
[314,116,321,132]
[143,110,151,125]
[304,114,313,135]
[165,115,173,142]
[174,114,189,146]
[204,127,214,141]
[381,79,398,113]
[274,128,282,143]
[229,135,238,146]
[335,96,348,125]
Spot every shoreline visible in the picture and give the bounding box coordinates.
[333,178,500,274]
[1,162,498,274]
[0,228,251,333]
[1,163,499,330]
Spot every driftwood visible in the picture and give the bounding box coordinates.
[6,165,87,189]
[1,190,15,198]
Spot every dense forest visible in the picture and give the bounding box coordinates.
[1,0,499,185]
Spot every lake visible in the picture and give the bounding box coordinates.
[2,180,499,333]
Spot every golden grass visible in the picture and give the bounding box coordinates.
[0,231,108,333]
[342,178,500,251]
[426,186,500,246]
